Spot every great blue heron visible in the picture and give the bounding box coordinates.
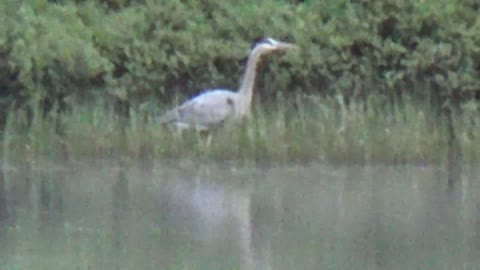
[157,37,296,131]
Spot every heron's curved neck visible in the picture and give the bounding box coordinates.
[237,48,264,115]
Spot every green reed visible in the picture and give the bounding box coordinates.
[1,94,479,164]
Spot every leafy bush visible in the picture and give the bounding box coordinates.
[0,0,479,112]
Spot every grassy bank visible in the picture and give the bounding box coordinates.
[1,94,479,164]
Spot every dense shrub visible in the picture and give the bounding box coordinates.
[0,0,479,112]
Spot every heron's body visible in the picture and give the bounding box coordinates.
[158,37,296,130]
[158,89,237,130]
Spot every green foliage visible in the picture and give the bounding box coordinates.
[6,1,111,100]
[0,0,479,164]
[2,93,479,163]
[0,0,479,108]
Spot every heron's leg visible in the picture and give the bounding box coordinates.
[174,125,184,138]
[205,133,213,149]
[201,131,213,150]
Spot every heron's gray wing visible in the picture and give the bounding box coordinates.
[158,90,236,128]
[176,94,235,127]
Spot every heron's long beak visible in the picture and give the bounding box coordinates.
[276,41,298,50]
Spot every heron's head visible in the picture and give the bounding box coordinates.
[250,37,297,55]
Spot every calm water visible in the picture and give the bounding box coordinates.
[0,159,479,270]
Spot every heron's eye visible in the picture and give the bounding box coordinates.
[251,37,277,49]
[264,38,276,45]
[226,98,234,106]
[259,38,275,46]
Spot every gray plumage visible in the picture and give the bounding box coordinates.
[157,89,236,130]
[158,37,296,131]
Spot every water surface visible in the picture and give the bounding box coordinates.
[0,159,479,270]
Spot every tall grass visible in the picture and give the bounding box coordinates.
[1,94,479,164]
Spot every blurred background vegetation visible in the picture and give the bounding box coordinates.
[1,0,479,116]
[0,0,479,163]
